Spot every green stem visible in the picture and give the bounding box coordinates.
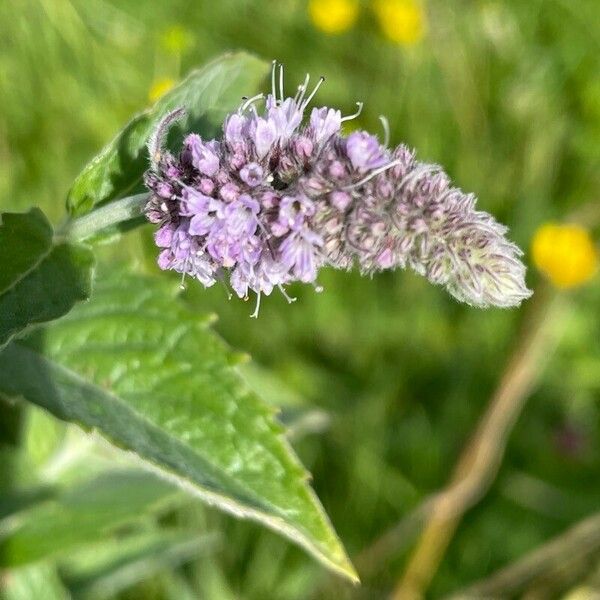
[59,193,149,241]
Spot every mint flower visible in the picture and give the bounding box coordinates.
[144,63,532,315]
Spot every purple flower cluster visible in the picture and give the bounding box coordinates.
[144,64,531,314]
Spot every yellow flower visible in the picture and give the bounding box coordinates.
[160,25,194,55]
[148,78,176,104]
[309,0,359,34]
[532,223,598,289]
[562,587,598,600]
[373,0,426,46]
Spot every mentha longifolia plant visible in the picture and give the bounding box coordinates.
[0,56,538,585]
[144,62,532,316]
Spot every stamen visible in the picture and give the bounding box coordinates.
[179,256,190,290]
[342,158,404,190]
[295,73,311,104]
[251,291,262,318]
[379,115,390,147]
[271,60,277,98]
[278,284,297,304]
[301,76,325,110]
[341,102,364,123]
[279,63,285,103]
[241,93,264,112]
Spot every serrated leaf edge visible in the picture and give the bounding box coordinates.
[7,342,358,583]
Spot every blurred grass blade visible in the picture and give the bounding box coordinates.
[159,572,204,600]
[0,271,358,582]
[66,52,269,216]
[0,209,94,351]
[2,564,69,600]
[0,486,55,521]
[0,470,181,566]
[60,530,218,600]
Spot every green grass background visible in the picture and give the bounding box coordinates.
[1,0,599,598]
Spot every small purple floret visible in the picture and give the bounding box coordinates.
[345,131,388,172]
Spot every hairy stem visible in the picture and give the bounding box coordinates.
[58,193,149,241]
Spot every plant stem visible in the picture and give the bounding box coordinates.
[58,193,149,241]
[389,286,568,599]
[448,511,600,598]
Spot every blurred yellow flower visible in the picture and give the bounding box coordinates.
[562,587,598,600]
[532,223,598,289]
[309,0,359,34]
[148,78,175,104]
[373,0,426,46]
[160,25,194,55]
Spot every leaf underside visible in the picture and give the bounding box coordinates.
[0,271,357,582]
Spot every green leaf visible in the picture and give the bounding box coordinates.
[0,272,357,582]
[0,485,55,521]
[22,404,66,475]
[0,209,94,351]
[0,208,52,294]
[60,530,218,600]
[67,52,269,216]
[2,564,70,600]
[0,470,181,566]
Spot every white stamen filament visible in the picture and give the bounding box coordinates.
[343,158,404,190]
[179,255,190,290]
[295,73,311,104]
[241,93,264,112]
[279,63,285,103]
[251,291,262,318]
[278,284,297,304]
[301,76,325,110]
[271,60,277,98]
[379,115,390,147]
[341,102,364,123]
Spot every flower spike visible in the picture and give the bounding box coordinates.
[144,64,532,314]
